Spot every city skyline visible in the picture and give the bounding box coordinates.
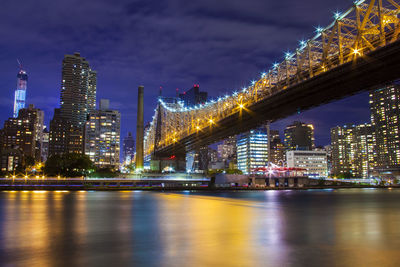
[1,1,400,265]
[0,0,371,146]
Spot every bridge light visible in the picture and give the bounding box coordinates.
[285,52,292,60]
[352,48,361,56]
[251,80,256,86]
[299,40,307,50]
[315,26,324,33]
[354,0,363,6]
[334,11,341,20]
[273,62,279,69]
[239,103,244,109]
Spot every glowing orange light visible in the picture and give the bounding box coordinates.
[352,48,361,56]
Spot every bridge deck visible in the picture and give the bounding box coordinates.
[155,39,400,156]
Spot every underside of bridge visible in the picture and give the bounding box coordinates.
[154,39,400,158]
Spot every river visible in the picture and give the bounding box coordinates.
[0,189,399,266]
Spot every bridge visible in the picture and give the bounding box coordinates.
[144,0,400,168]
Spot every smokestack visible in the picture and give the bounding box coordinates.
[135,85,144,169]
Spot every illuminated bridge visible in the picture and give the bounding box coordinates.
[144,0,400,166]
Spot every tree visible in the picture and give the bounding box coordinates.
[45,153,94,177]
[44,154,64,176]
[24,156,35,169]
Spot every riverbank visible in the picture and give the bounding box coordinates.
[0,184,398,191]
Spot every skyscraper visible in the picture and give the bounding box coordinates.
[84,99,120,170]
[370,84,400,170]
[269,130,285,165]
[49,109,71,156]
[284,121,315,151]
[49,52,97,156]
[60,52,97,126]
[13,63,28,118]
[179,84,208,107]
[330,123,376,178]
[0,104,44,171]
[217,135,237,164]
[237,128,268,174]
[123,132,135,164]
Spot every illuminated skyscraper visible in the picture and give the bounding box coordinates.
[217,135,237,163]
[123,132,135,164]
[1,104,44,171]
[370,85,400,170]
[269,130,285,165]
[84,99,120,170]
[237,128,268,174]
[331,123,376,178]
[13,64,28,118]
[284,121,315,151]
[49,52,97,156]
[60,52,97,126]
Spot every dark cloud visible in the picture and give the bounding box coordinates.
[0,0,369,145]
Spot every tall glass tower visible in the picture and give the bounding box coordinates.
[237,128,269,174]
[13,67,28,118]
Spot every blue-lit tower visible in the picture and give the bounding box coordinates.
[237,128,269,174]
[13,62,28,118]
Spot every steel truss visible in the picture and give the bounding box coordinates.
[144,0,400,157]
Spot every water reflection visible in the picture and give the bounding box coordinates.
[0,189,400,266]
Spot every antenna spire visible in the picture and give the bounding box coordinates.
[17,59,23,70]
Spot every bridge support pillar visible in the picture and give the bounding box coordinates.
[151,152,186,173]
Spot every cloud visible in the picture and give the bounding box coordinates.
[0,0,369,143]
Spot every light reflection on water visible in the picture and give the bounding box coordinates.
[1,189,400,266]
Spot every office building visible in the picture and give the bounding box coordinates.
[0,105,44,171]
[286,150,328,178]
[49,109,71,156]
[324,145,332,175]
[237,128,268,174]
[284,121,315,151]
[123,132,135,164]
[84,100,120,170]
[41,129,49,162]
[49,52,97,156]
[370,85,400,171]
[13,64,28,118]
[217,135,237,164]
[269,130,285,165]
[330,123,376,178]
[179,84,208,107]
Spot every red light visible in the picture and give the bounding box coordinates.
[169,155,176,160]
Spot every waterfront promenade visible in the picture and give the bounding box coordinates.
[0,176,396,191]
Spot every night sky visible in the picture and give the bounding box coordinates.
[0,0,372,147]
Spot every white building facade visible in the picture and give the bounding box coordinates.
[286,150,328,178]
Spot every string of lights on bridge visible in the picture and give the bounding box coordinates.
[144,0,400,154]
